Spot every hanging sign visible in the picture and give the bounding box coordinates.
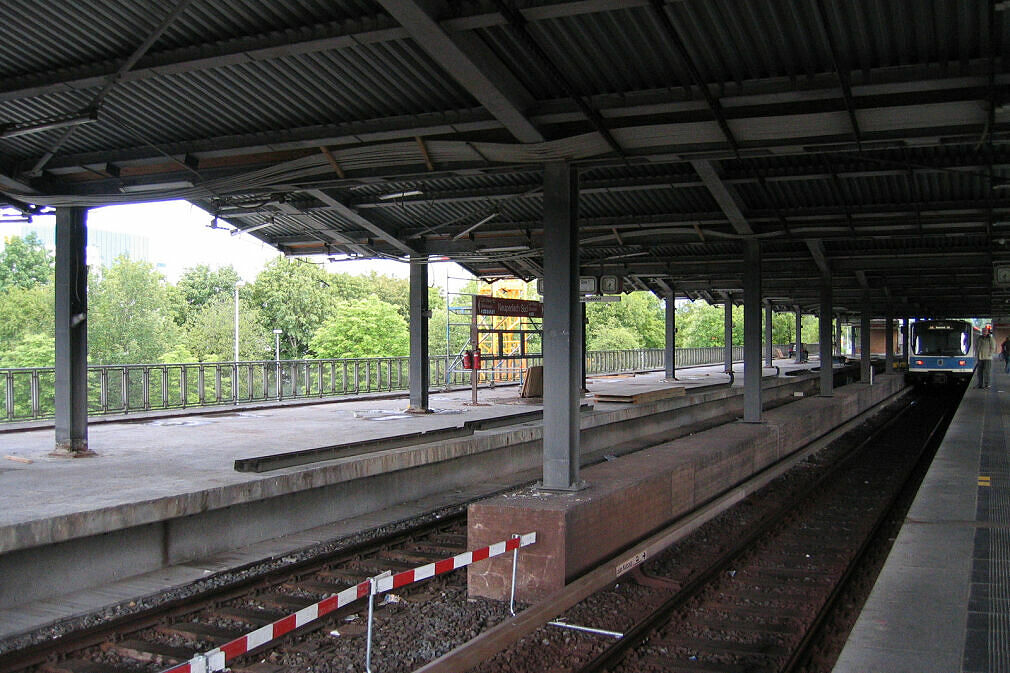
[475,296,543,318]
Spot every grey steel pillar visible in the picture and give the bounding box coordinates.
[819,279,833,397]
[835,317,843,356]
[901,318,909,358]
[764,301,773,367]
[723,295,733,375]
[794,308,803,363]
[664,289,677,380]
[53,206,93,456]
[884,311,894,373]
[541,162,583,491]
[407,257,430,413]
[860,291,872,383]
[743,240,762,422]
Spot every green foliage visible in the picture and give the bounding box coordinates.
[587,325,643,351]
[251,258,334,358]
[0,233,54,292]
[160,343,196,364]
[0,333,55,368]
[675,300,739,347]
[180,295,272,362]
[310,296,409,359]
[0,281,53,346]
[88,257,178,364]
[586,292,664,350]
[171,264,242,325]
[673,299,820,349]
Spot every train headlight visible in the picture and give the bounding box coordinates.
[959,360,966,366]
[914,359,924,365]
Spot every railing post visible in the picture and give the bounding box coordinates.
[142,367,151,410]
[30,370,40,418]
[4,372,14,421]
[121,367,129,412]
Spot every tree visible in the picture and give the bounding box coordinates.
[0,333,55,368]
[172,264,242,325]
[0,281,53,347]
[0,233,54,292]
[675,300,743,348]
[310,296,409,359]
[251,258,334,358]
[586,292,665,349]
[181,295,271,362]
[88,257,178,364]
[587,325,643,351]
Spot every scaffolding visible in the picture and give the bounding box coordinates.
[444,278,542,390]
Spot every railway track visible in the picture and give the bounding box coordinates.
[2,386,959,673]
[2,515,478,673]
[458,387,960,673]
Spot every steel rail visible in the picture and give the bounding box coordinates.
[576,390,947,673]
[414,385,913,673]
[780,395,957,673]
[0,511,467,673]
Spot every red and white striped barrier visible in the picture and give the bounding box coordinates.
[162,532,536,673]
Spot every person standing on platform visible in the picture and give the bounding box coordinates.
[977,326,996,388]
[1001,336,1010,374]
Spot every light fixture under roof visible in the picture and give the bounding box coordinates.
[453,212,498,240]
[120,180,194,193]
[0,109,98,139]
[378,189,423,200]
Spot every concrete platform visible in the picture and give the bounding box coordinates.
[0,359,834,640]
[833,367,1009,673]
[467,374,905,602]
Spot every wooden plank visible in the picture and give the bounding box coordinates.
[520,366,543,397]
[593,383,685,404]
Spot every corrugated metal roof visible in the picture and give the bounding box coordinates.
[1,0,1007,317]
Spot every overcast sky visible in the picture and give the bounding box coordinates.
[1,200,469,291]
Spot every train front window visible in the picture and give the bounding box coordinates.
[912,325,970,356]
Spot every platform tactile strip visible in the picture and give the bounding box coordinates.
[968,390,1010,673]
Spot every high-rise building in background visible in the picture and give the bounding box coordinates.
[0,220,167,276]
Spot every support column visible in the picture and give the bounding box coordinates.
[794,308,804,363]
[541,162,583,491]
[743,240,762,422]
[407,257,430,413]
[764,301,773,367]
[723,295,733,375]
[819,279,833,397]
[884,310,894,373]
[835,317,842,357]
[901,318,909,358]
[860,291,872,383]
[665,288,677,380]
[53,206,93,457]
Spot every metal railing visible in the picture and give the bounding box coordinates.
[0,345,797,423]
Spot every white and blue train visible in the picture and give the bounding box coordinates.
[906,319,980,385]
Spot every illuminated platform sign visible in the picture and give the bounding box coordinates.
[475,296,543,318]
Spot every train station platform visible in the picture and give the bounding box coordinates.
[833,366,1006,673]
[0,359,848,644]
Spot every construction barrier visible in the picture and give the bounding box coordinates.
[162,532,537,673]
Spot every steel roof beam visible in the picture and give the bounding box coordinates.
[647,0,739,155]
[376,0,543,144]
[490,0,624,157]
[811,0,862,148]
[690,160,753,236]
[306,189,417,257]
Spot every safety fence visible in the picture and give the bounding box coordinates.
[161,532,537,673]
[0,345,799,423]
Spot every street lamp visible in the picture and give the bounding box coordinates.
[234,280,246,364]
[273,329,283,399]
